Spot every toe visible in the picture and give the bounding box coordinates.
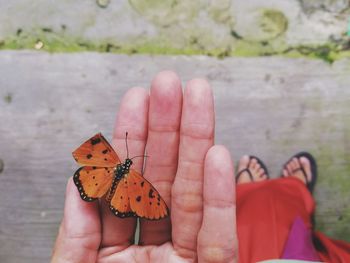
[249,158,257,171]
[258,167,265,177]
[238,155,250,173]
[260,173,267,179]
[283,168,289,177]
[291,158,299,170]
[256,173,267,182]
[254,161,262,173]
[286,161,294,174]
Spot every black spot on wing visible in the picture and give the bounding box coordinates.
[91,137,101,145]
[102,149,108,154]
[141,181,144,187]
[136,196,141,202]
[148,189,155,198]
[86,154,92,159]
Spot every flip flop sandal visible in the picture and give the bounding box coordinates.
[282,152,318,193]
[236,155,269,183]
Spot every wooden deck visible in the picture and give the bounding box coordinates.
[0,51,349,262]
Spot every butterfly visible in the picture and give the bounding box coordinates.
[72,132,169,220]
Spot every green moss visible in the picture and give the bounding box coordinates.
[1,30,93,52]
[315,146,350,238]
[1,28,350,62]
[259,9,288,40]
[96,0,110,8]
[282,45,336,63]
[3,93,12,103]
[0,159,3,174]
[129,0,199,27]
[208,0,234,25]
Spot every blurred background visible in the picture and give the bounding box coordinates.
[0,0,349,262]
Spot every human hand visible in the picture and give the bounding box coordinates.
[52,71,237,263]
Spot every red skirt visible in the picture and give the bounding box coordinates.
[236,177,350,262]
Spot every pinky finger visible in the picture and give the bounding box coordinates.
[197,145,238,263]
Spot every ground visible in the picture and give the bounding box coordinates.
[0,51,349,262]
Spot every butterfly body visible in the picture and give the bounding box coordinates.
[105,158,133,202]
[72,133,169,220]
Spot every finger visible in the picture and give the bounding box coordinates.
[52,178,100,263]
[139,71,182,245]
[172,79,215,260]
[198,145,238,263]
[100,87,149,251]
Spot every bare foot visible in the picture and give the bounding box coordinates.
[236,155,268,184]
[282,157,312,184]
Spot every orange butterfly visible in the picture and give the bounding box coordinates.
[72,132,169,220]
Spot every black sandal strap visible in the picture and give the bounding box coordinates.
[236,168,254,182]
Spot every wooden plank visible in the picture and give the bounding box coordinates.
[0,51,349,262]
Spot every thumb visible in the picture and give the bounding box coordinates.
[51,177,101,263]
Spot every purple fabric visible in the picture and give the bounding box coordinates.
[281,217,320,261]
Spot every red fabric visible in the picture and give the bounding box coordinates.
[236,177,350,262]
[314,232,350,262]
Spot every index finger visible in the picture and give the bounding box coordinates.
[100,87,149,250]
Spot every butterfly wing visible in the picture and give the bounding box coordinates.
[72,133,120,167]
[74,166,114,201]
[127,170,169,220]
[109,177,136,218]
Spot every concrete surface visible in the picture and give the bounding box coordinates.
[0,50,349,262]
[1,1,350,58]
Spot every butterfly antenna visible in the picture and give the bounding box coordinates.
[125,132,129,158]
[142,154,148,175]
[130,154,149,175]
[130,155,149,160]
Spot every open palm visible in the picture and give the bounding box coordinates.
[52,71,238,263]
